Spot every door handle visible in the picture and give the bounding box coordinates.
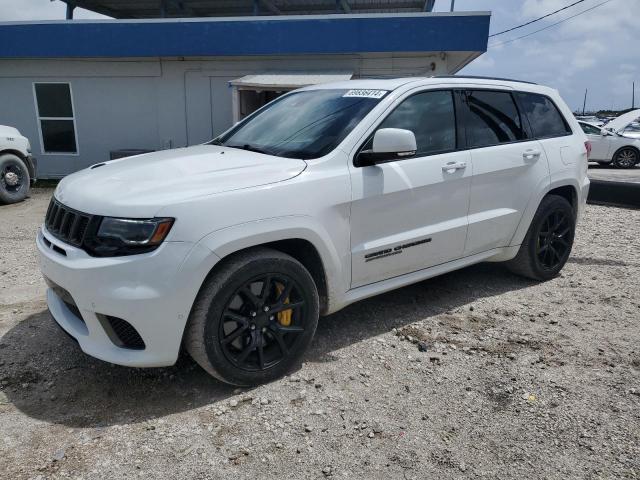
[523,149,541,161]
[442,161,467,173]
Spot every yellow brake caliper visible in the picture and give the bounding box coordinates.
[275,283,292,327]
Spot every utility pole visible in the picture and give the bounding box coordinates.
[582,88,587,115]
[633,81,635,109]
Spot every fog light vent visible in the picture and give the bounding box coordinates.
[100,315,146,350]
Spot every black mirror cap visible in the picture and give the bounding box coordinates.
[354,150,416,168]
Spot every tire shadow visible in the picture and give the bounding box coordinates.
[0,262,533,428]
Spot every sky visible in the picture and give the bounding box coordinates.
[0,0,638,112]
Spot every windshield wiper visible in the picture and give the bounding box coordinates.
[226,144,273,155]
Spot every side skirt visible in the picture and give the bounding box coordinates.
[333,247,512,312]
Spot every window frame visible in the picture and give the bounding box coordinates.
[354,88,463,167]
[512,91,573,140]
[32,82,79,156]
[456,88,532,151]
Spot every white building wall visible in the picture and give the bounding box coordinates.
[0,52,473,178]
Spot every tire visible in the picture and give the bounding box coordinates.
[0,153,30,204]
[506,194,575,281]
[184,248,319,386]
[611,147,639,169]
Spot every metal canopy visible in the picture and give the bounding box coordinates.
[64,0,436,19]
[230,73,353,89]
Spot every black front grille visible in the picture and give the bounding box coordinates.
[102,315,146,350]
[45,198,93,247]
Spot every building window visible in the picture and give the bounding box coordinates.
[33,83,78,154]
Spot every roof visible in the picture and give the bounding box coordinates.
[230,73,353,89]
[0,12,490,58]
[65,0,443,19]
[302,76,555,93]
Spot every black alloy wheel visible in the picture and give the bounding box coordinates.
[185,248,319,386]
[536,210,572,270]
[506,194,575,281]
[219,274,307,371]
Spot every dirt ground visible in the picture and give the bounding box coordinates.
[1,188,639,480]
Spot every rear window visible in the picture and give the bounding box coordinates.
[461,90,527,148]
[515,92,572,139]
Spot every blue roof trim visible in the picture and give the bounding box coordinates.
[0,14,489,58]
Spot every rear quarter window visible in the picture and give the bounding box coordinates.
[515,92,572,139]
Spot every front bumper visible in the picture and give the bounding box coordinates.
[37,226,208,367]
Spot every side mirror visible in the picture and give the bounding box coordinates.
[601,129,613,136]
[356,128,417,167]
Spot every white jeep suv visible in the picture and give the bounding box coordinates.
[38,77,590,385]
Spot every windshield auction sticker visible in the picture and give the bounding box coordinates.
[343,89,388,99]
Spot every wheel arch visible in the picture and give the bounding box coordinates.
[193,218,348,316]
[509,180,580,248]
[0,149,36,179]
[612,145,640,164]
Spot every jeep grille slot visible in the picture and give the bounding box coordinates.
[45,198,93,248]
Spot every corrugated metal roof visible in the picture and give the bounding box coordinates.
[230,73,353,88]
[66,0,434,19]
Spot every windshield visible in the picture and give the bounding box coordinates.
[214,89,387,159]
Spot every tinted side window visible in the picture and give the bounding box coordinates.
[377,90,456,156]
[516,92,572,138]
[462,90,526,148]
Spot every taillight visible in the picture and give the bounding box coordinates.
[584,140,592,159]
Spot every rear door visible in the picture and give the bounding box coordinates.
[349,89,472,288]
[460,89,550,256]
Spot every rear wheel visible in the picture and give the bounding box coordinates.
[0,153,30,204]
[612,147,638,168]
[184,248,319,386]
[506,195,575,281]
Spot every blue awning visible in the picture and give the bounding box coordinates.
[0,13,490,58]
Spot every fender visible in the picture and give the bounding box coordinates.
[183,215,349,315]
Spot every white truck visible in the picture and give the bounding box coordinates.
[0,125,36,204]
[38,77,590,386]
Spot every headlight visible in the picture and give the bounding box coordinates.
[85,217,174,257]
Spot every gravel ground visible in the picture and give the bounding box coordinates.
[1,189,639,479]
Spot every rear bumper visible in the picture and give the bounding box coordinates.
[37,226,211,367]
[578,176,590,220]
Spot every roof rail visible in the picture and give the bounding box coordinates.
[432,75,538,85]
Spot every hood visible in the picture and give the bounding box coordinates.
[604,109,640,133]
[0,125,22,138]
[55,145,307,218]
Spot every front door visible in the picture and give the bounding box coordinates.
[581,123,610,161]
[349,90,472,288]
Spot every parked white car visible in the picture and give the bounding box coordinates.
[578,115,640,168]
[38,77,590,385]
[0,125,37,204]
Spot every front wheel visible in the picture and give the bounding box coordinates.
[0,153,30,205]
[184,248,319,386]
[506,194,575,281]
[612,147,639,168]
